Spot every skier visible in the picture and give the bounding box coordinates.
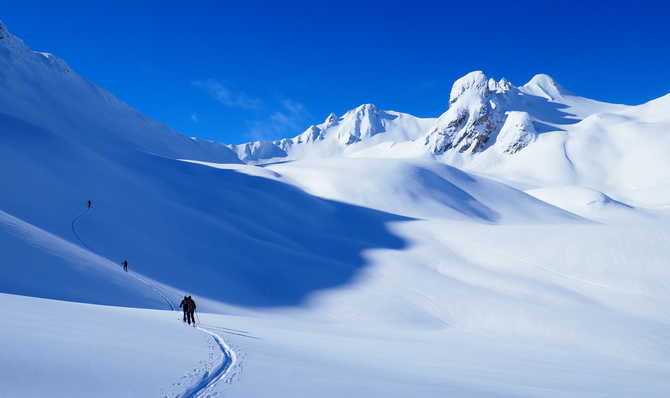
[87,200,92,209]
[179,296,190,324]
[122,260,128,272]
[187,296,197,326]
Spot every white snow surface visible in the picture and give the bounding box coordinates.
[0,293,218,398]
[2,20,670,397]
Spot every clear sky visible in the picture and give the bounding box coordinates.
[3,1,669,144]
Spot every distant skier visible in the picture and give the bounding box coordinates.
[187,296,197,326]
[179,296,197,325]
[87,200,92,209]
[180,296,189,324]
[122,260,128,272]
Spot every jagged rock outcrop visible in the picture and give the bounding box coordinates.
[494,111,536,154]
[424,71,570,156]
[424,71,513,154]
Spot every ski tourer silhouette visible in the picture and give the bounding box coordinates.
[180,296,197,325]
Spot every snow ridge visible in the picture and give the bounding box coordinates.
[521,73,571,100]
[0,19,241,164]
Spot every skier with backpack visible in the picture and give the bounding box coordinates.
[180,296,189,324]
[180,296,197,325]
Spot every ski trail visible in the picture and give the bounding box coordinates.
[179,326,238,398]
[70,205,236,397]
[131,273,237,397]
[130,272,176,311]
[129,275,237,397]
[71,208,92,250]
[71,207,177,311]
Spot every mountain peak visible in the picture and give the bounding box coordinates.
[323,112,339,128]
[351,103,380,114]
[449,71,489,104]
[526,73,558,86]
[490,77,514,93]
[336,103,392,144]
[522,74,570,100]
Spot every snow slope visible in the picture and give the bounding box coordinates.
[464,93,670,208]
[0,293,224,398]
[525,185,640,221]
[0,209,175,309]
[2,19,670,398]
[0,20,240,164]
[261,157,580,222]
[0,21,412,311]
[189,214,670,397]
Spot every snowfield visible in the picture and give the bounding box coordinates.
[2,19,670,397]
[0,293,219,398]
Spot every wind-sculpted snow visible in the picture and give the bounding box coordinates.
[3,19,670,398]
[262,157,581,223]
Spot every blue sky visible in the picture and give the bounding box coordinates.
[3,1,670,144]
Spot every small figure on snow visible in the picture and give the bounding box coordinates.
[87,200,92,209]
[179,296,197,325]
[180,296,189,323]
[122,260,128,272]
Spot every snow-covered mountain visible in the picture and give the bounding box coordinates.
[424,71,625,157]
[228,103,434,162]
[230,70,629,164]
[3,19,670,398]
[0,20,241,164]
[228,69,670,210]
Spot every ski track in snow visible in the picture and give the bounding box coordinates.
[70,208,92,251]
[71,207,178,311]
[70,207,236,397]
[131,272,176,312]
[179,326,238,398]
